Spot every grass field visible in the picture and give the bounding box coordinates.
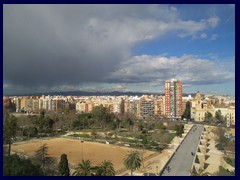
[11,138,155,172]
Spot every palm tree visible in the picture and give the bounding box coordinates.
[96,160,115,176]
[124,150,142,176]
[73,159,93,176]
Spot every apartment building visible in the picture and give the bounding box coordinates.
[140,97,154,119]
[165,79,183,119]
[227,106,235,127]
[154,97,164,117]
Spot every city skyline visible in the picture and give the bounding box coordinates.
[3,4,235,96]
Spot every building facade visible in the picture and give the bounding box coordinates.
[165,79,183,119]
[191,92,215,122]
[227,106,235,127]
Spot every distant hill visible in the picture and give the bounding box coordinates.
[4,90,198,97]
[4,91,161,97]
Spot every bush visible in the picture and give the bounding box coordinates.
[166,133,175,144]
[71,134,90,138]
[174,124,184,137]
[224,157,235,167]
[217,166,235,176]
[215,143,224,150]
[4,154,43,176]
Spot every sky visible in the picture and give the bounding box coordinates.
[3,4,235,96]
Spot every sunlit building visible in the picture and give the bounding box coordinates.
[191,91,214,122]
[165,79,183,119]
[140,97,154,119]
[227,106,235,127]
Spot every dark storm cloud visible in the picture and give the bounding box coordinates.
[4,5,127,88]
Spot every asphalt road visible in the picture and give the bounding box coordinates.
[162,124,204,176]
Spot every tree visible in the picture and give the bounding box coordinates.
[174,124,184,137]
[58,154,70,176]
[214,128,228,151]
[92,105,112,130]
[3,113,18,156]
[141,135,148,146]
[35,143,56,175]
[124,150,142,176]
[126,117,134,132]
[215,110,223,123]
[204,112,213,123]
[35,110,55,135]
[91,129,97,141]
[73,159,93,176]
[53,110,77,131]
[96,160,115,176]
[36,117,55,134]
[23,126,38,139]
[156,122,166,131]
[3,154,43,176]
[183,101,191,120]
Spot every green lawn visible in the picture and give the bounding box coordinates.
[224,157,235,167]
[218,166,235,176]
[166,133,176,144]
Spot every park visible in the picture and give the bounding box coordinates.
[11,137,156,174]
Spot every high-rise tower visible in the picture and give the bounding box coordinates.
[165,79,183,119]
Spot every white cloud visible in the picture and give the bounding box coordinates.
[200,33,207,39]
[176,20,210,38]
[81,15,218,46]
[107,54,235,86]
[170,6,178,12]
[206,17,220,28]
[210,34,218,40]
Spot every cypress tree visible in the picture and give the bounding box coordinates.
[58,154,70,176]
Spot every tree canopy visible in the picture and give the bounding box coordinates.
[204,111,213,123]
[3,154,43,176]
[35,143,56,175]
[174,124,184,137]
[182,101,191,120]
[96,160,115,176]
[3,113,18,156]
[73,159,94,176]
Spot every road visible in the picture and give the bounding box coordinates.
[162,124,204,176]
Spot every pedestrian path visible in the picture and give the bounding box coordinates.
[162,124,204,176]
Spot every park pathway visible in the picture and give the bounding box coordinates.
[162,124,204,176]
